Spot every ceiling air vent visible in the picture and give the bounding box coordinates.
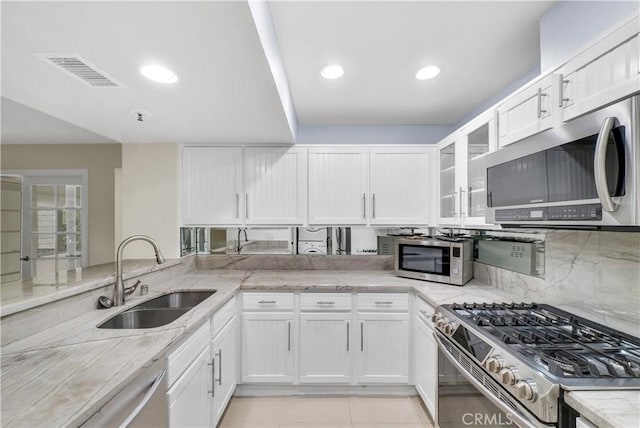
[36,53,125,88]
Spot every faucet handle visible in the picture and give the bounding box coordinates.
[124,279,142,296]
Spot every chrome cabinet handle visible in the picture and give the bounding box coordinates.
[362,193,366,219]
[346,322,350,351]
[559,75,570,107]
[216,350,222,386]
[372,193,376,219]
[375,301,393,305]
[245,193,249,219]
[594,117,619,212]
[258,300,277,304]
[360,321,364,352]
[120,370,166,428]
[207,359,215,397]
[235,193,240,219]
[537,88,547,119]
[459,187,465,218]
[316,301,335,305]
[452,189,459,217]
[287,321,291,351]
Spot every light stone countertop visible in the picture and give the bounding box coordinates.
[1,268,638,427]
[564,390,640,428]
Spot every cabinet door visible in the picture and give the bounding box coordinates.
[241,312,294,383]
[356,313,409,384]
[437,134,462,226]
[561,16,639,122]
[299,313,353,384]
[182,146,242,225]
[369,148,431,225]
[414,316,437,419]
[497,74,556,148]
[308,148,368,225]
[212,317,237,426]
[167,347,212,428]
[244,147,306,225]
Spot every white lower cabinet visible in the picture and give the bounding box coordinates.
[241,312,295,383]
[299,312,353,383]
[211,316,237,426]
[356,312,410,383]
[167,321,213,428]
[414,314,437,418]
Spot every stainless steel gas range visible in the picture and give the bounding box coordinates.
[433,302,640,428]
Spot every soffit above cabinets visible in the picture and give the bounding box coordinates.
[1,1,294,144]
[269,0,555,126]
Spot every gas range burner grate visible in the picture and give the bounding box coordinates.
[445,302,640,379]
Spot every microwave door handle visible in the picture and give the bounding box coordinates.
[594,117,618,212]
[434,333,538,428]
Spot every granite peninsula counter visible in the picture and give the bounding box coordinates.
[1,265,638,427]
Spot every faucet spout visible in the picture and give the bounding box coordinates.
[114,235,165,306]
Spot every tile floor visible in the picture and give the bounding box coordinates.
[219,396,434,428]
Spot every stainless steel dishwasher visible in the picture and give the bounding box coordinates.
[80,358,168,428]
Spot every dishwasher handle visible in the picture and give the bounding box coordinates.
[119,370,166,428]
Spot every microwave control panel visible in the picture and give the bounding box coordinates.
[495,204,602,222]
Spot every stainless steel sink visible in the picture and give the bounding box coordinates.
[136,290,216,309]
[97,290,216,329]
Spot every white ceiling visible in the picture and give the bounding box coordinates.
[270,0,555,126]
[1,1,294,144]
[1,1,556,144]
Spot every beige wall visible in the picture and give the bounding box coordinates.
[121,144,179,259]
[0,144,122,265]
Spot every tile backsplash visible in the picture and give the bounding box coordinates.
[474,230,640,326]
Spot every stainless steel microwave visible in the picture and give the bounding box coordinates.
[394,238,473,285]
[485,96,639,227]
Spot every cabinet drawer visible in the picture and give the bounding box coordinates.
[242,292,294,311]
[167,321,210,387]
[300,293,352,311]
[212,295,237,338]
[357,293,408,311]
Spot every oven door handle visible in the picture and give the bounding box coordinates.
[434,333,540,428]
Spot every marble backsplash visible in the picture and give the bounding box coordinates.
[474,230,640,328]
[196,254,394,270]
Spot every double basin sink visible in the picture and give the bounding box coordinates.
[98,290,216,329]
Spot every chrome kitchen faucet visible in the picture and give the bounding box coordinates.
[113,235,165,306]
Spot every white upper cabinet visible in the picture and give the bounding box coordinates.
[244,147,306,225]
[182,146,243,225]
[369,147,432,225]
[308,147,369,225]
[559,14,640,123]
[497,73,558,148]
[437,132,463,226]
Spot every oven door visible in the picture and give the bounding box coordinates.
[435,332,550,428]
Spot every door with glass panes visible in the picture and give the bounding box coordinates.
[21,174,87,279]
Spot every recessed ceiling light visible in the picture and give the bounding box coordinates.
[415,65,440,80]
[321,64,344,80]
[140,64,179,84]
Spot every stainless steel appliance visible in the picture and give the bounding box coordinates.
[433,302,640,427]
[477,239,545,276]
[486,96,639,227]
[394,237,473,285]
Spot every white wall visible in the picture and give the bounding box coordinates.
[296,125,453,145]
[121,144,180,259]
[540,0,640,73]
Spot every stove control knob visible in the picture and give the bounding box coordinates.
[431,313,440,323]
[515,379,537,402]
[485,355,504,373]
[436,317,447,330]
[499,367,519,386]
[443,322,456,335]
